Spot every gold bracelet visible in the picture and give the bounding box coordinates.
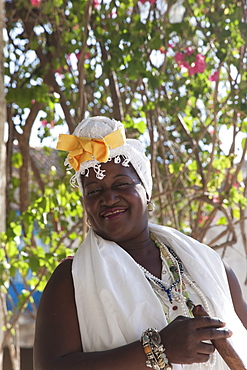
[141,328,172,370]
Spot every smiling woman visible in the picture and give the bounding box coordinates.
[82,161,148,244]
[33,116,247,370]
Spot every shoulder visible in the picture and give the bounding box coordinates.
[223,261,247,329]
[44,258,74,294]
[37,258,75,317]
[34,256,83,368]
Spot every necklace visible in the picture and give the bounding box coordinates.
[138,233,217,368]
[138,233,211,316]
[138,233,184,304]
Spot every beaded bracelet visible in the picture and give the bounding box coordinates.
[140,328,172,370]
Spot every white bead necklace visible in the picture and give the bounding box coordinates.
[138,234,213,318]
[138,233,217,368]
[138,257,191,317]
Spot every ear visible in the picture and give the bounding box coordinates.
[78,174,85,196]
[147,200,154,212]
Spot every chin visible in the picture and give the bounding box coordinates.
[93,227,129,244]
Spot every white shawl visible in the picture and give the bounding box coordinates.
[72,223,247,369]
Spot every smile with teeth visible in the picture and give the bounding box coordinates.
[102,209,127,218]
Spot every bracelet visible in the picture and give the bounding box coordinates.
[140,328,172,370]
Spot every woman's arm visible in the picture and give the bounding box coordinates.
[224,261,247,329]
[34,259,232,370]
[33,259,149,370]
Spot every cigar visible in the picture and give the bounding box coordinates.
[192,304,246,370]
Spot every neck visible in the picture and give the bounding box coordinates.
[115,228,162,279]
[117,228,155,255]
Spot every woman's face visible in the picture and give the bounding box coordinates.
[82,160,149,245]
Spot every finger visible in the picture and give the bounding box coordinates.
[194,353,211,364]
[199,327,233,341]
[193,316,226,329]
[184,352,211,364]
[197,341,215,355]
[174,352,211,365]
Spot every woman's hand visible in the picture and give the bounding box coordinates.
[160,315,232,365]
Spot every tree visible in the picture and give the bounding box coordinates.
[0,0,6,368]
[1,0,247,368]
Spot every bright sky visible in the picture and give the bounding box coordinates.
[219,126,246,162]
[5,118,246,164]
[29,122,247,166]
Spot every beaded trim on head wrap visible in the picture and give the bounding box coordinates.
[56,116,153,200]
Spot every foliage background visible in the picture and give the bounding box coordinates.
[1,0,247,367]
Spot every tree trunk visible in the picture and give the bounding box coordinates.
[0,0,6,368]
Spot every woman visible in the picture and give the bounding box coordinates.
[34,116,247,370]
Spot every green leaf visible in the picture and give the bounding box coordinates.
[216,217,227,225]
[133,120,146,134]
[11,153,23,169]
[241,137,247,149]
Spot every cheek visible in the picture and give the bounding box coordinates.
[135,185,148,205]
[83,199,96,219]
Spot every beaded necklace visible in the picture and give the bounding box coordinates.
[138,235,184,304]
[138,233,217,369]
[138,233,210,317]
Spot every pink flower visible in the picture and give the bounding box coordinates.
[41,119,48,127]
[75,51,82,60]
[54,66,63,73]
[93,0,101,9]
[73,25,79,30]
[41,119,55,128]
[168,43,175,49]
[174,52,185,63]
[175,53,191,73]
[31,99,36,104]
[209,71,219,81]
[212,195,220,203]
[188,54,206,75]
[185,47,194,56]
[180,60,190,70]
[198,215,204,224]
[188,65,197,75]
[54,66,64,78]
[159,46,166,54]
[194,54,206,73]
[139,0,156,3]
[175,51,206,75]
[107,10,117,18]
[30,0,41,7]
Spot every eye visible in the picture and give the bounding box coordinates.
[86,188,101,197]
[115,182,131,188]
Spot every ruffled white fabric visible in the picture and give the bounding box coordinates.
[72,223,247,369]
[68,116,152,200]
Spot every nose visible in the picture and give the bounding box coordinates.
[100,188,120,206]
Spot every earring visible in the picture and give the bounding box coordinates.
[147,201,154,212]
[86,218,92,227]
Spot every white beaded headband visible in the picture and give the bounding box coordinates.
[56,116,152,200]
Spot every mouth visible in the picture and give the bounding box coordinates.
[101,208,127,219]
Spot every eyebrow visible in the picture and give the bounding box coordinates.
[114,174,132,179]
[83,179,102,189]
[84,174,135,189]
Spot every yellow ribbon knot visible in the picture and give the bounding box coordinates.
[56,127,126,171]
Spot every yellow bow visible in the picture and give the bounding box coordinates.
[56,127,126,171]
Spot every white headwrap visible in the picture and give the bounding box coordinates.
[60,116,153,200]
